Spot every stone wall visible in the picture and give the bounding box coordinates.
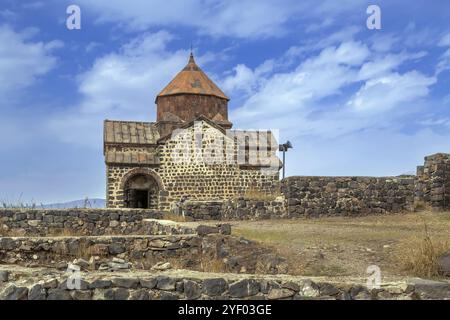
[178,176,418,219]
[157,122,279,211]
[180,199,287,220]
[0,209,162,236]
[415,153,450,210]
[2,266,447,300]
[0,228,288,275]
[0,234,200,269]
[281,176,415,217]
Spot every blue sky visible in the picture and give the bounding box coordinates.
[1,0,450,204]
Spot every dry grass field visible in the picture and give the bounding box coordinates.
[232,211,450,279]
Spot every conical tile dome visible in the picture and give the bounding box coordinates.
[156,53,229,101]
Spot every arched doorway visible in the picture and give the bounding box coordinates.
[123,173,159,209]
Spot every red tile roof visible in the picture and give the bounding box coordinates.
[156,53,229,101]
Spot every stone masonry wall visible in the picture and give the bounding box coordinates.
[2,267,447,300]
[157,122,279,211]
[281,176,415,217]
[0,209,162,236]
[180,199,287,220]
[106,146,158,208]
[0,235,201,269]
[415,153,450,210]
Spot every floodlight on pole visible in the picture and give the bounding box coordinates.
[279,141,293,180]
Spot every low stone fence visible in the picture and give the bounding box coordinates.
[2,267,447,300]
[180,199,287,220]
[0,209,163,236]
[0,234,200,269]
[281,176,415,217]
[0,224,287,275]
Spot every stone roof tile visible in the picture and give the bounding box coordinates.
[104,120,159,145]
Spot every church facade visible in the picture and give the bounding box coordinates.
[103,53,281,210]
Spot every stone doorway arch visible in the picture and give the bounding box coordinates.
[121,169,163,209]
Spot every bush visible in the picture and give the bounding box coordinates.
[396,223,449,278]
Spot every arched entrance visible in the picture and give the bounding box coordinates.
[121,169,162,209]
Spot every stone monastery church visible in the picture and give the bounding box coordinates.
[103,53,281,210]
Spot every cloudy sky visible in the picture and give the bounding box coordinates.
[1,0,450,204]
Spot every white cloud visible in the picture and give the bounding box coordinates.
[230,40,436,143]
[348,71,436,112]
[75,0,301,38]
[0,25,62,98]
[75,31,185,116]
[75,0,363,39]
[438,32,450,47]
[221,60,275,96]
[357,51,427,81]
[48,31,212,147]
[222,64,257,95]
[437,49,450,75]
[230,41,369,121]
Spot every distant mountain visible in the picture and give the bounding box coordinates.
[42,198,106,209]
[400,171,416,176]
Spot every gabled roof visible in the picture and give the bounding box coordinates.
[104,120,160,146]
[156,53,229,101]
[157,114,226,144]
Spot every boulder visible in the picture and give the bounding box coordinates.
[156,276,176,291]
[229,279,260,298]
[114,288,130,300]
[111,277,139,289]
[0,284,28,300]
[47,289,72,300]
[299,279,320,297]
[196,225,219,236]
[89,279,112,289]
[184,280,201,299]
[108,243,125,255]
[28,284,46,300]
[151,262,172,271]
[0,270,10,282]
[438,251,450,276]
[203,278,228,296]
[267,288,295,300]
[140,278,157,289]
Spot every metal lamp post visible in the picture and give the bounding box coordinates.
[279,141,293,180]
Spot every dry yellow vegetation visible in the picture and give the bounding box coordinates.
[232,211,450,278]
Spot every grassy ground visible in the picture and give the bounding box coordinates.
[232,211,450,278]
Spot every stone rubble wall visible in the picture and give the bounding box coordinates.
[157,122,280,211]
[0,223,287,275]
[176,154,450,219]
[281,176,415,217]
[1,267,448,300]
[415,153,450,210]
[0,235,201,269]
[0,209,163,236]
[180,199,287,220]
